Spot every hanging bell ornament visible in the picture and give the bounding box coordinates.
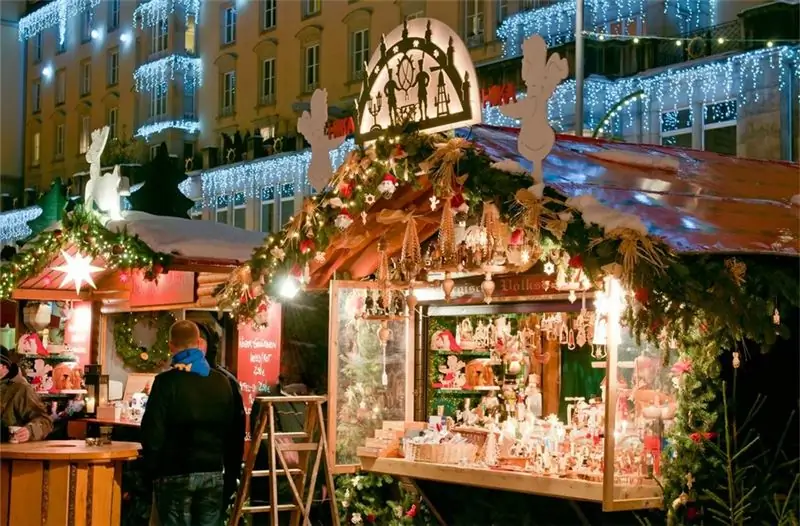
[773,308,781,326]
[481,273,495,304]
[442,272,455,303]
[732,351,740,369]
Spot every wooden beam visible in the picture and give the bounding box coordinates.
[12,289,90,301]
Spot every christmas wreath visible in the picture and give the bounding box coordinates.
[113,312,174,373]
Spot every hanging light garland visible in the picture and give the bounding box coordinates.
[18,0,100,44]
[135,119,201,139]
[133,0,201,29]
[134,55,203,93]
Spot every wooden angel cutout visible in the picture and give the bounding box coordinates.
[84,126,125,221]
[297,89,346,191]
[500,34,568,184]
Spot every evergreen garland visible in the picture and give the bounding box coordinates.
[112,311,174,373]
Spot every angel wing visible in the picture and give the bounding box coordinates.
[310,89,329,121]
[85,126,110,165]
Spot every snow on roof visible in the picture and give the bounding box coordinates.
[108,211,265,262]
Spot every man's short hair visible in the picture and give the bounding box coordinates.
[169,321,200,351]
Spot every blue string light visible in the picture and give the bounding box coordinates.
[0,207,41,245]
[181,139,355,207]
[135,119,201,139]
[497,0,649,58]
[18,0,100,44]
[134,0,201,29]
[134,55,203,93]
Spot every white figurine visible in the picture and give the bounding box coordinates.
[297,89,346,191]
[84,126,126,221]
[500,35,568,185]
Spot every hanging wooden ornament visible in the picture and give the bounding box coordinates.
[377,236,391,297]
[438,197,457,266]
[773,307,781,326]
[442,271,455,302]
[376,209,423,281]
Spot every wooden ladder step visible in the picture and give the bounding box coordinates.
[251,468,303,477]
[242,504,298,514]
[276,442,319,452]
[261,431,308,440]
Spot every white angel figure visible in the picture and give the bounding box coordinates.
[297,89,346,191]
[500,35,568,184]
[84,126,124,220]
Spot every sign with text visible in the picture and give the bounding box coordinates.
[449,274,562,304]
[237,303,281,440]
[129,271,195,308]
[63,301,92,367]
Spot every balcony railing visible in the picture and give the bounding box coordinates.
[653,21,743,69]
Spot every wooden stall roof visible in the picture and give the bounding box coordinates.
[308,125,799,289]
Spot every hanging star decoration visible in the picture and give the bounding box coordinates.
[51,251,105,293]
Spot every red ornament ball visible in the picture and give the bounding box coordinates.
[299,239,315,255]
[366,514,376,523]
[152,263,164,275]
[338,181,354,199]
[509,228,525,246]
[634,287,650,304]
[53,229,63,239]
[451,193,465,209]
[568,254,583,268]
[112,244,124,255]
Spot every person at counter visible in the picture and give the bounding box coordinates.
[141,321,239,526]
[198,324,245,510]
[0,346,53,443]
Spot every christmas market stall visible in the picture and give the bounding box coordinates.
[0,127,278,525]
[215,19,799,526]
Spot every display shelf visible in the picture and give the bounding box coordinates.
[432,386,500,394]
[359,457,661,509]
[432,349,491,357]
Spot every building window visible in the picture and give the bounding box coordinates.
[351,29,369,81]
[33,33,42,63]
[152,19,168,55]
[303,0,321,18]
[55,70,66,105]
[221,71,236,116]
[189,201,203,220]
[260,186,275,232]
[263,0,276,30]
[81,10,92,42]
[660,108,692,148]
[80,61,92,97]
[79,115,91,154]
[261,58,275,105]
[57,27,67,54]
[222,7,237,45]
[150,85,167,118]
[465,0,484,47]
[32,132,40,166]
[279,183,295,227]
[32,81,41,113]
[304,43,319,92]
[55,124,65,159]
[703,100,737,155]
[108,50,119,86]
[109,0,120,30]
[232,192,246,229]
[186,15,197,54]
[215,195,230,224]
[497,0,509,24]
[184,83,196,119]
[107,107,118,139]
[150,145,161,160]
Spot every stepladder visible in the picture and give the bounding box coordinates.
[228,395,339,526]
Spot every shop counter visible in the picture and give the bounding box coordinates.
[0,440,140,526]
[359,456,662,509]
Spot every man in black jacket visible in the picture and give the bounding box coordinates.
[141,321,237,526]
[198,324,245,510]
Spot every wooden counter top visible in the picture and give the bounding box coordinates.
[81,417,141,428]
[0,440,140,462]
[359,457,662,509]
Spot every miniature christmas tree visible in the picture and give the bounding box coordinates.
[128,143,194,219]
[26,179,68,237]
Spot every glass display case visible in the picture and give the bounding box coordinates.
[328,281,413,471]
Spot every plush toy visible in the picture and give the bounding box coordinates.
[52,363,83,391]
[437,355,466,389]
[430,330,461,352]
[18,333,47,356]
[28,359,53,393]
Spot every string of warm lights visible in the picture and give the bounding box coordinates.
[135,119,201,140]
[134,55,203,93]
[586,31,799,48]
[133,0,201,29]
[18,0,100,44]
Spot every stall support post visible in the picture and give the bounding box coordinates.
[602,277,623,509]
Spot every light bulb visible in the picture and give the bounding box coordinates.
[279,276,299,299]
[90,29,100,40]
[120,32,131,44]
[42,65,53,78]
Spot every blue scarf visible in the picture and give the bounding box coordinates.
[171,348,211,377]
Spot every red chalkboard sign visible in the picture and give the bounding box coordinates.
[237,303,281,439]
[129,271,195,308]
